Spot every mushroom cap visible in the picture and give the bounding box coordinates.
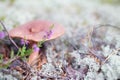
[9,20,65,42]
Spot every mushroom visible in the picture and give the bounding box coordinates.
[9,20,65,67]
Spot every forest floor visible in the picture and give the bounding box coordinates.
[0,0,120,80]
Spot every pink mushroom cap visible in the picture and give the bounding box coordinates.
[9,20,65,42]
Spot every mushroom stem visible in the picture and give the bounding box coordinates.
[28,49,39,65]
[28,44,40,65]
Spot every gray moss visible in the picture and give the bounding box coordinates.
[0,0,120,79]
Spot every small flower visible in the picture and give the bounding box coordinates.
[20,39,29,45]
[43,35,47,40]
[0,31,6,39]
[47,30,53,39]
[43,30,53,39]
[32,44,40,52]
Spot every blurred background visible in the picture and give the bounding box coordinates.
[0,0,120,79]
[0,0,120,31]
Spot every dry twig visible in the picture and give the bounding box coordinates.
[0,20,19,50]
[102,48,120,65]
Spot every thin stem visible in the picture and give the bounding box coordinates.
[0,20,19,50]
[102,48,120,65]
[95,24,120,30]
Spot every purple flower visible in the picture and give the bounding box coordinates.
[0,31,6,39]
[32,44,40,52]
[20,39,29,45]
[43,30,53,39]
[47,30,53,38]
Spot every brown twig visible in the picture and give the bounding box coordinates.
[0,56,20,66]
[91,24,120,62]
[102,48,120,65]
[0,20,19,50]
[87,27,94,48]
[97,48,120,73]
[95,24,120,30]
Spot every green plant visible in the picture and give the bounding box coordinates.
[0,54,10,69]
[0,16,5,21]
[17,45,32,57]
[0,25,2,31]
[101,0,120,5]
[10,50,14,59]
[0,54,3,62]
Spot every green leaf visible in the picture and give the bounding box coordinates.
[24,49,32,56]
[20,45,26,57]
[10,50,14,59]
[0,54,3,60]
[38,40,45,48]
[16,48,21,56]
